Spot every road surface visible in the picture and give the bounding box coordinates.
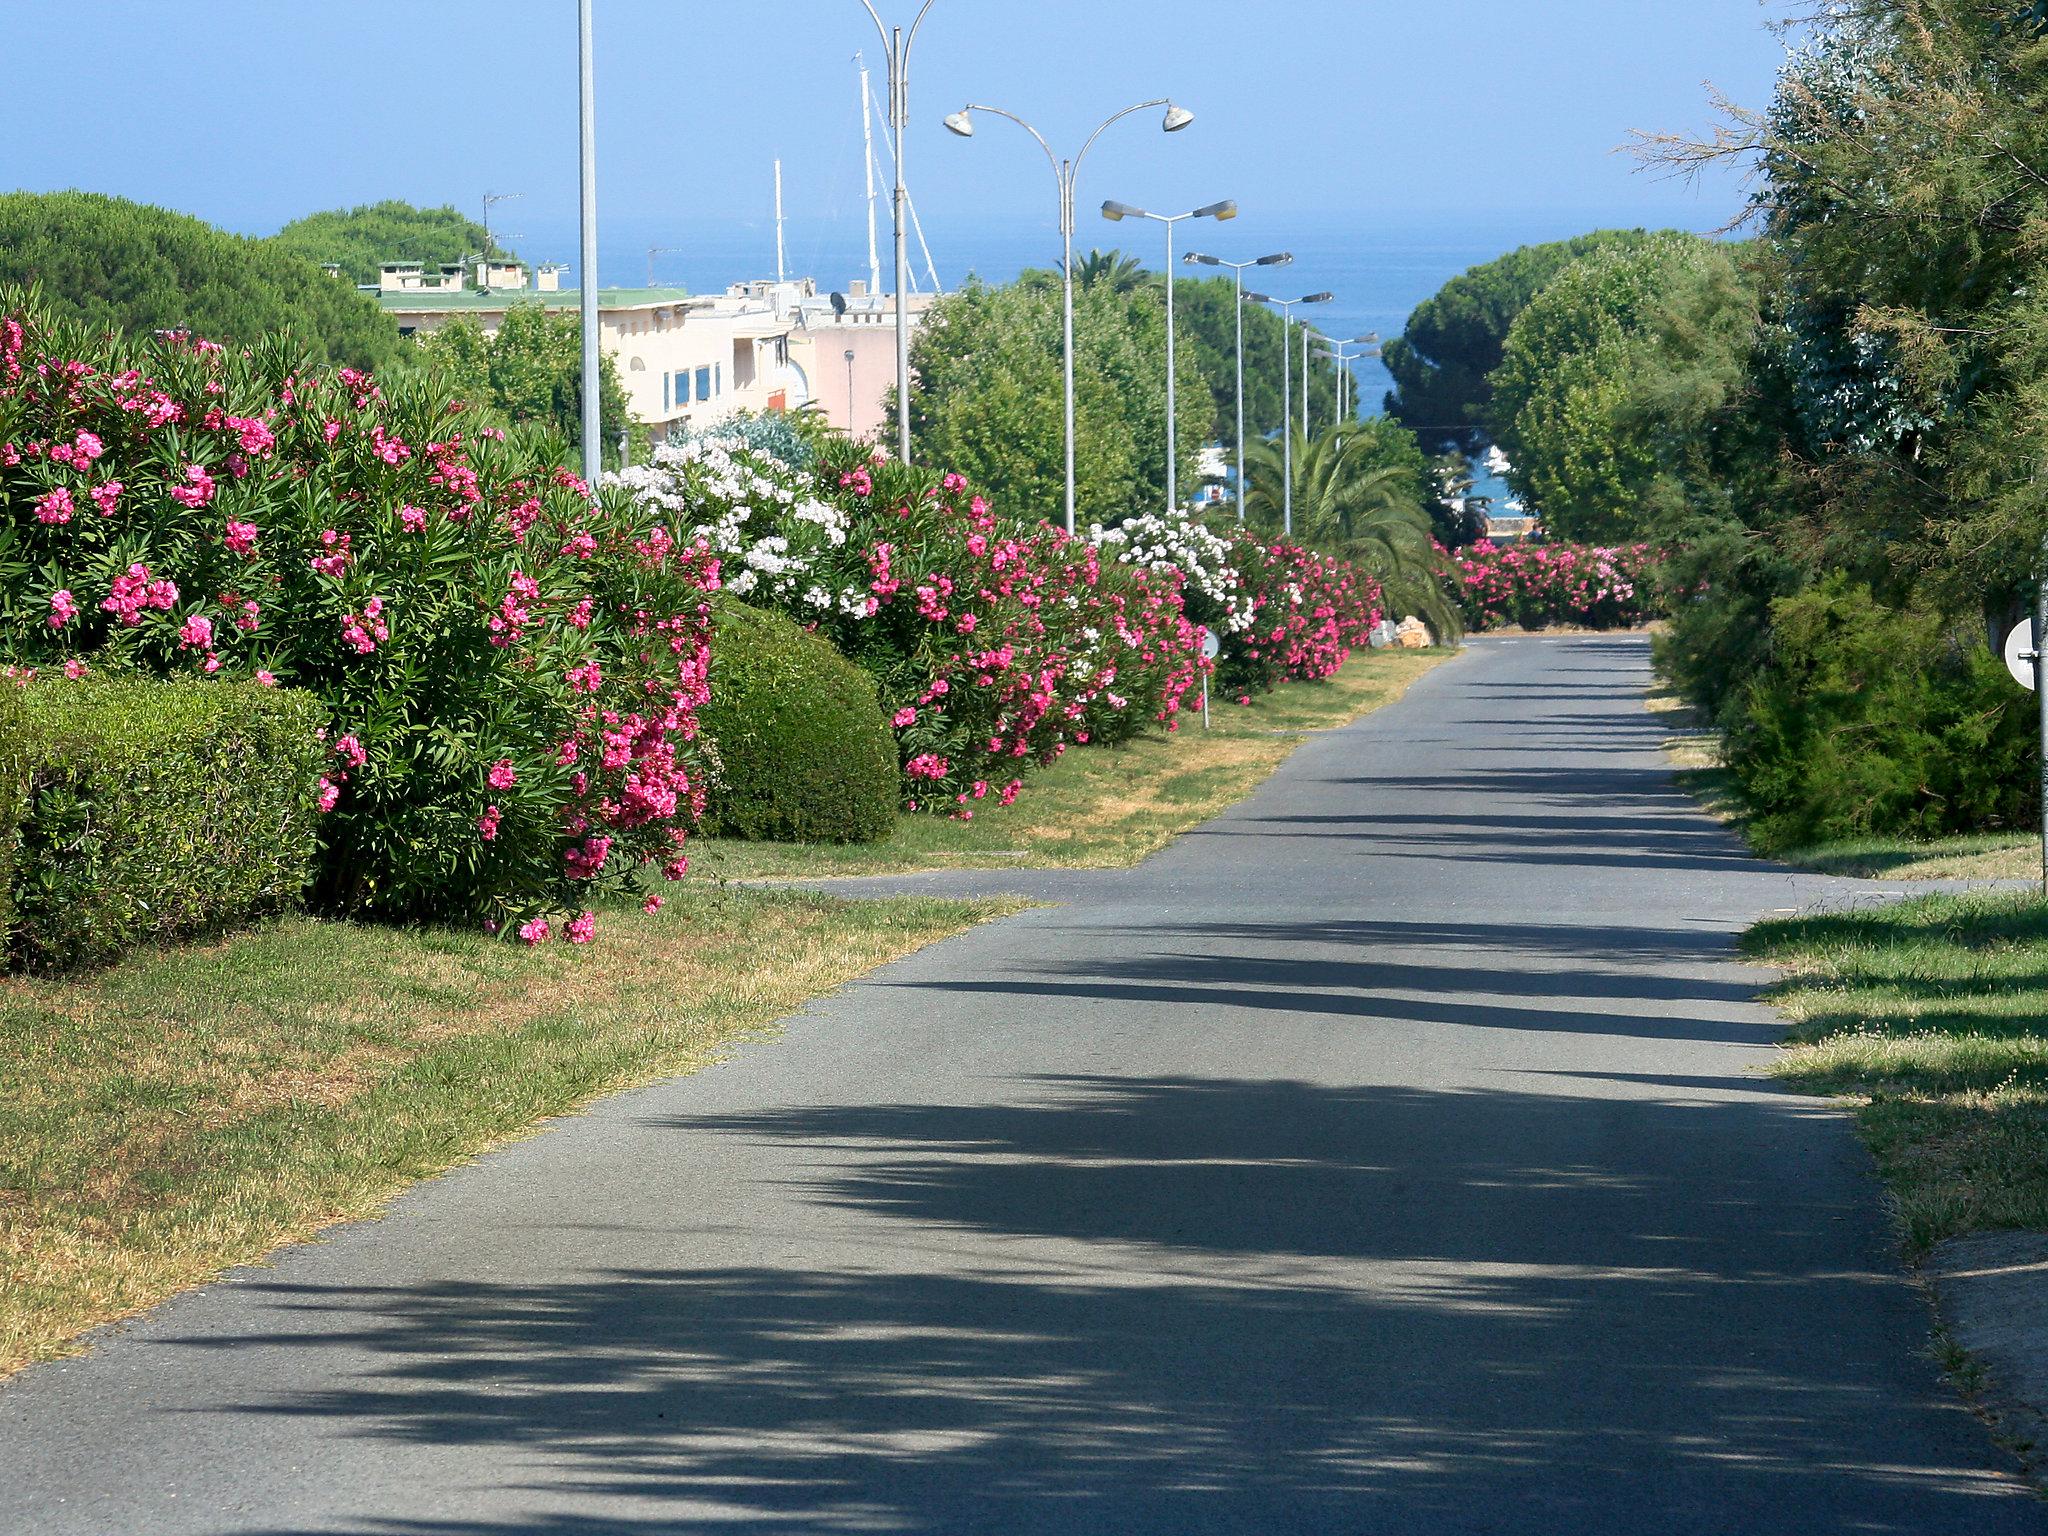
[3,634,2041,1533]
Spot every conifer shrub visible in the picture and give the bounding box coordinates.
[1724,577,2035,851]
[3,675,326,971]
[696,597,897,844]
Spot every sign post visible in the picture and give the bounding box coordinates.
[2003,597,2048,896]
[1199,628,1220,730]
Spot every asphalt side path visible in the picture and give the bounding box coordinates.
[3,634,2041,1533]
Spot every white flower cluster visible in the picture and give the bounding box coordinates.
[605,438,869,617]
[1092,511,1255,633]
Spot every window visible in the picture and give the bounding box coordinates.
[673,370,688,406]
[695,366,712,402]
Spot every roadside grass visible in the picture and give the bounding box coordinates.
[0,884,1013,1378]
[1744,889,2048,1256]
[1648,685,2037,880]
[689,647,1453,881]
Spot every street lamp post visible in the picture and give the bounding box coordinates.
[945,101,1195,535]
[855,1,941,465]
[576,0,600,480]
[1183,249,1291,522]
[1310,331,1380,423]
[1245,291,1332,536]
[1102,198,1236,517]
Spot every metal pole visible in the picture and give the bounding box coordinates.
[2037,537,2048,895]
[1281,308,1293,537]
[1301,322,1311,438]
[1233,266,1246,523]
[1164,215,1178,516]
[890,29,912,462]
[1061,166,1077,536]
[577,0,601,481]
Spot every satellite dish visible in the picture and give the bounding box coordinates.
[830,291,848,316]
[2006,619,2039,690]
[1200,629,1221,662]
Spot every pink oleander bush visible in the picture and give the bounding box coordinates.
[809,442,1202,816]
[1448,538,1660,632]
[0,295,715,936]
[1217,533,1383,696]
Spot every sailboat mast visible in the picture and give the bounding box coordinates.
[858,52,881,295]
[774,158,786,283]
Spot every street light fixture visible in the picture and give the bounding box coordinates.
[945,99,1195,534]
[1100,197,1237,517]
[1244,290,1332,536]
[854,1,943,465]
[1185,250,1291,522]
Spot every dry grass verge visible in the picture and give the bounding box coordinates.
[0,885,1011,1377]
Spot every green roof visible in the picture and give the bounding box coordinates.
[377,286,695,312]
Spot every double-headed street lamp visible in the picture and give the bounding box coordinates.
[1245,290,1332,536]
[1101,197,1236,517]
[855,0,941,464]
[1314,332,1381,422]
[945,101,1195,535]
[1184,250,1292,522]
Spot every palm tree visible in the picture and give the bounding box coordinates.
[1074,249,1149,295]
[1242,423,1464,639]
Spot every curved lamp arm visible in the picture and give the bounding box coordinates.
[853,0,890,49]
[1074,98,1170,177]
[959,103,1063,184]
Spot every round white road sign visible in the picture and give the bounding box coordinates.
[2006,619,2039,690]
[1200,628,1221,662]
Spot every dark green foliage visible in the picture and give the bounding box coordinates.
[1723,579,2036,853]
[269,200,505,289]
[0,685,22,957]
[697,599,897,845]
[1383,230,1653,451]
[0,192,401,371]
[1166,269,1342,444]
[417,305,631,469]
[6,677,327,972]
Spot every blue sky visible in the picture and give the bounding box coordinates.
[10,2,1790,250]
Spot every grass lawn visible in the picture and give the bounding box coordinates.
[0,884,1014,1378]
[689,646,1454,882]
[1745,890,2048,1256]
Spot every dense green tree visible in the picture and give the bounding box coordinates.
[1490,233,1754,543]
[1170,272,1343,444]
[906,276,1208,524]
[1382,230,1656,452]
[269,200,508,289]
[0,191,401,371]
[418,304,630,463]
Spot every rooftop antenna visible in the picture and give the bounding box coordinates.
[480,191,521,289]
[646,246,685,287]
[774,159,787,283]
[857,52,881,294]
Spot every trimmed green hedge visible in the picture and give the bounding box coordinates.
[0,685,24,957]
[699,598,898,844]
[5,677,327,972]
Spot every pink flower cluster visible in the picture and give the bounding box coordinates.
[1449,539,1660,632]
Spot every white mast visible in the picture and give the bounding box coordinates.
[857,52,881,294]
[774,158,786,283]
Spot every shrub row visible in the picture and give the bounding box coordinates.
[1449,539,1659,631]
[0,293,716,942]
[1719,577,2036,852]
[0,673,325,971]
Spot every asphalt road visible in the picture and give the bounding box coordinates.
[4,634,2043,1533]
